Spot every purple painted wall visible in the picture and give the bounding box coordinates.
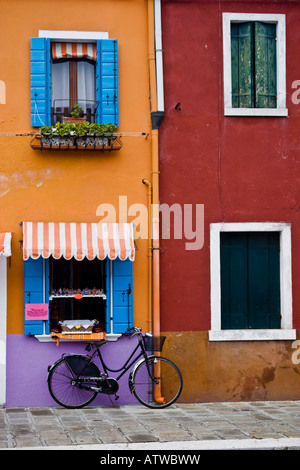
[6,335,140,407]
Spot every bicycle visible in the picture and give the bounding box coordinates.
[47,327,183,409]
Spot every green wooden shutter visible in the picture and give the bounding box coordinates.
[254,22,277,108]
[220,232,280,330]
[220,233,249,329]
[248,233,280,328]
[231,23,254,108]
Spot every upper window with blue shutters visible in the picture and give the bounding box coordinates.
[30,34,119,127]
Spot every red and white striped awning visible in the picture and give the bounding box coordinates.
[23,222,135,262]
[51,43,97,61]
[0,233,11,257]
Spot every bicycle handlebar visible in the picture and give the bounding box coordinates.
[125,326,142,336]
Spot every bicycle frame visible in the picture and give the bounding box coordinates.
[78,334,149,384]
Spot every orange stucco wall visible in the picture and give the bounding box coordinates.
[0,0,152,334]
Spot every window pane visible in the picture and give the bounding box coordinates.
[51,61,70,117]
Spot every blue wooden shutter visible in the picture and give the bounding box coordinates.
[24,258,50,335]
[30,37,51,127]
[105,260,111,333]
[96,39,119,126]
[111,259,133,334]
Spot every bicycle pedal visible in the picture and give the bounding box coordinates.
[115,394,119,401]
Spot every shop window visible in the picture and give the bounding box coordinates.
[49,258,106,332]
[23,222,135,338]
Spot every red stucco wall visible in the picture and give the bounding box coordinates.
[159,0,300,332]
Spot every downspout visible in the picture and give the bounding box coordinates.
[147,0,165,404]
[142,178,153,332]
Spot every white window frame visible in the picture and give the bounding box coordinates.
[39,30,109,41]
[209,222,295,341]
[223,13,288,117]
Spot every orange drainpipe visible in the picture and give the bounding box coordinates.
[142,178,153,332]
[147,0,165,404]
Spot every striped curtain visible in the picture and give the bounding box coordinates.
[52,43,97,61]
[0,233,11,257]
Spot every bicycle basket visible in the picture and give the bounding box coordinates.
[143,335,166,352]
[64,355,100,377]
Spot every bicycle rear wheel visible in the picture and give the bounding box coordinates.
[130,356,183,409]
[48,355,100,409]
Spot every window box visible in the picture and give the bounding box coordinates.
[31,134,122,151]
[30,122,122,151]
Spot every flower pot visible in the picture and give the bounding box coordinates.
[62,116,86,124]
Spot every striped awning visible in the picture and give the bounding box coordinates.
[51,42,97,61]
[23,222,135,262]
[0,233,11,257]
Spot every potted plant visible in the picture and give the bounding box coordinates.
[86,123,117,148]
[35,121,120,150]
[63,103,85,124]
[40,123,75,148]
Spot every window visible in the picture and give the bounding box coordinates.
[24,256,133,338]
[220,232,280,329]
[49,258,106,330]
[223,13,287,116]
[209,223,295,341]
[23,222,134,339]
[51,43,97,123]
[30,32,119,127]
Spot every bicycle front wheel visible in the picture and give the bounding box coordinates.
[48,355,100,409]
[131,356,183,409]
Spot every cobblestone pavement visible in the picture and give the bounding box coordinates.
[0,401,300,450]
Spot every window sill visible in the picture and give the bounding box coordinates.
[224,108,288,117]
[34,333,121,342]
[209,329,296,342]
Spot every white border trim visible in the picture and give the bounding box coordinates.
[38,30,109,41]
[0,257,7,405]
[209,222,295,341]
[223,13,287,117]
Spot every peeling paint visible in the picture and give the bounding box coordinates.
[0,169,54,197]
